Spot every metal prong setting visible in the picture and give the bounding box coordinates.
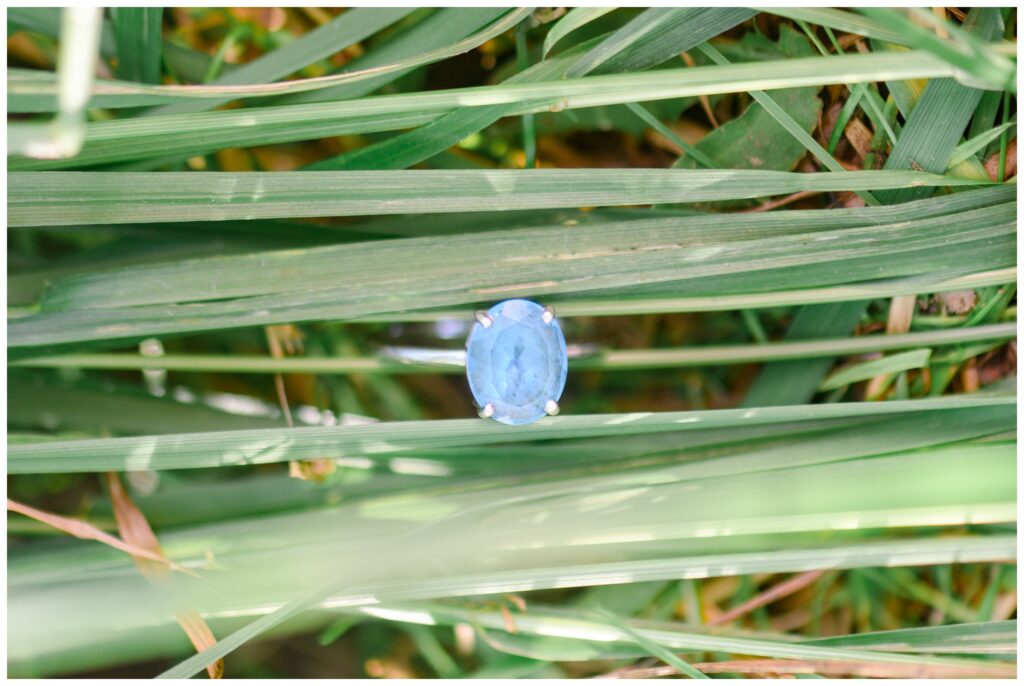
[475,310,493,328]
[544,400,560,416]
[541,306,556,324]
[479,403,495,419]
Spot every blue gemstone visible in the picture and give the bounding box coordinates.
[466,299,568,426]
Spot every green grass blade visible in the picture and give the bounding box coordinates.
[859,8,1015,92]
[820,349,932,391]
[307,8,751,171]
[146,8,414,116]
[273,8,516,108]
[569,7,757,77]
[8,168,992,227]
[109,8,163,84]
[875,7,1006,204]
[8,187,1011,349]
[947,122,1015,169]
[542,7,615,57]
[697,42,879,206]
[8,50,968,169]
[596,609,709,678]
[7,394,1014,473]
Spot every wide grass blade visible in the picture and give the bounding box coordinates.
[7,168,993,227]
[7,393,1013,473]
[8,185,1010,351]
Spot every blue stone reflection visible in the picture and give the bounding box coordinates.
[466,299,568,425]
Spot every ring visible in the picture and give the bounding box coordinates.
[466,299,568,426]
[377,299,576,426]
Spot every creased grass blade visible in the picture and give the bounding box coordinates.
[7,168,992,227]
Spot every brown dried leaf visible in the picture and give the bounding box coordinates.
[843,118,874,161]
[7,498,190,573]
[940,290,978,315]
[107,473,224,679]
[985,137,1017,181]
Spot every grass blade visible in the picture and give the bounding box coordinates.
[542,7,615,57]
[8,168,992,227]
[145,8,414,116]
[109,8,163,84]
[8,49,969,169]
[7,394,1013,473]
[820,349,932,391]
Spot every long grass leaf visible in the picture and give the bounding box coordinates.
[8,168,992,227]
[7,394,1014,473]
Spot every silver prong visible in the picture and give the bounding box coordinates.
[474,310,493,328]
[544,400,560,416]
[541,306,556,324]
[479,403,495,419]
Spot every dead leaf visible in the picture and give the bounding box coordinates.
[7,499,191,574]
[107,473,224,679]
[940,290,978,315]
[843,118,874,161]
[985,137,1017,181]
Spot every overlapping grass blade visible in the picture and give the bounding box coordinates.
[564,8,755,77]
[267,8,523,107]
[144,7,415,116]
[149,8,536,116]
[8,185,1010,350]
[860,7,1015,92]
[8,49,967,169]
